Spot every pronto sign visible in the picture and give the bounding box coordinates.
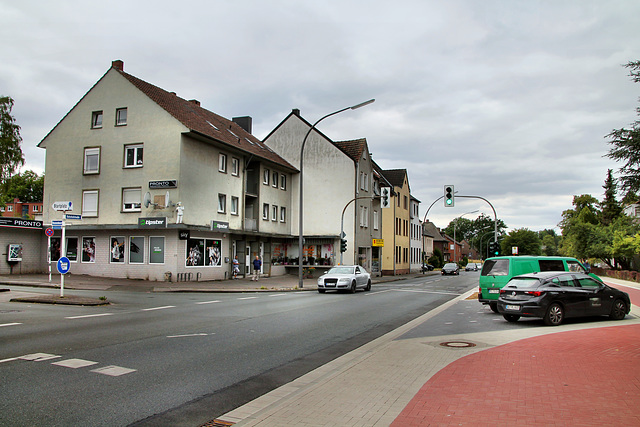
[52,201,73,211]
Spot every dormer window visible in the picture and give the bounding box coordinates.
[116,108,127,126]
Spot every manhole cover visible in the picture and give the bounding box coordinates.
[440,341,476,348]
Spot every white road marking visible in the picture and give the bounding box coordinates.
[268,294,287,297]
[20,353,61,362]
[393,289,462,296]
[167,333,209,338]
[91,365,136,376]
[65,313,114,319]
[0,322,22,327]
[365,290,393,295]
[52,358,99,369]
[238,296,258,300]
[195,300,221,304]
[0,357,19,364]
[141,305,175,311]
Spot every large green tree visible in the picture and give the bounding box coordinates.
[600,169,622,225]
[0,170,44,206]
[500,228,542,256]
[0,96,24,184]
[606,60,640,195]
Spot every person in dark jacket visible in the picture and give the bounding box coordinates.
[251,256,262,281]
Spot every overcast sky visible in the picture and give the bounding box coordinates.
[2,0,639,232]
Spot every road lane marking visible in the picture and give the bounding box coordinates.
[91,365,137,376]
[141,305,176,311]
[393,289,462,296]
[268,294,287,297]
[52,359,99,369]
[167,333,209,338]
[365,290,393,295]
[0,322,22,327]
[0,357,19,364]
[19,353,61,362]
[196,300,221,304]
[238,296,258,300]
[65,313,114,319]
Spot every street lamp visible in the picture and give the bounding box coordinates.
[453,210,478,262]
[298,99,375,288]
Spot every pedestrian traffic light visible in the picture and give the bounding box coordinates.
[444,185,454,207]
[381,187,391,208]
[340,238,347,253]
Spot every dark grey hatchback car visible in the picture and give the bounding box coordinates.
[497,271,630,326]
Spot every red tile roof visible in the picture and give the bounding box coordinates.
[333,138,367,162]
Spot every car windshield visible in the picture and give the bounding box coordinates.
[327,267,354,275]
[505,277,540,288]
[481,259,509,276]
[444,263,457,268]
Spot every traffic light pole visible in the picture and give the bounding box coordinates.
[340,196,374,265]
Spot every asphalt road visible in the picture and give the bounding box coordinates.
[0,273,478,426]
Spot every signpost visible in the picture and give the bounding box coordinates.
[52,201,73,296]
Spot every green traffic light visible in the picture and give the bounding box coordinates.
[446,199,452,205]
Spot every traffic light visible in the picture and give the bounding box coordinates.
[340,238,347,253]
[380,187,391,208]
[489,241,500,256]
[444,185,454,207]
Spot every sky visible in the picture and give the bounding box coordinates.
[2,0,639,233]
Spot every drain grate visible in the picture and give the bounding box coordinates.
[440,341,476,348]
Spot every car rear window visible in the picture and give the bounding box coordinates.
[481,259,509,276]
[538,260,565,272]
[505,277,540,288]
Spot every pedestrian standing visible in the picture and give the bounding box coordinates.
[251,255,262,281]
[232,255,240,279]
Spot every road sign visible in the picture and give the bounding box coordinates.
[52,220,63,230]
[45,228,54,237]
[52,201,73,211]
[57,256,71,274]
[65,214,82,220]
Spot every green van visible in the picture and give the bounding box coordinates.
[478,256,595,312]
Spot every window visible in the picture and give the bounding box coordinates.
[149,236,165,264]
[122,188,141,212]
[272,205,278,221]
[7,205,13,212]
[66,238,78,262]
[373,210,379,230]
[231,158,240,176]
[231,196,239,215]
[91,111,103,128]
[124,144,143,168]
[263,203,269,220]
[33,205,39,212]
[110,236,126,263]
[272,171,278,188]
[84,147,100,174]
[129,237,145,264]
[219,153,227,173]
[280,174,286,190]
[280,206,286,222]
[263,169,270,185]
[82,190,98,217]
[218,194,226,213]
[81,237,96,263]
[115,108,127,126]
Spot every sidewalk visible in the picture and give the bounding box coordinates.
[213,278,640,426]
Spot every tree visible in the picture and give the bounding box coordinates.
[0,96,24,184]
[606,61,640,195]
[539,229,561,256]
[500,228,542,256]
[0,170,44,206]
[600,169,622,226]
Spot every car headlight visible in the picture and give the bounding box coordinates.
[339,278,350,283]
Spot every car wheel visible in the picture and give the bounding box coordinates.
[365,280,371,292]
[544,303,564,326]
[503,314,520,322]
[489,302,499,314]
[350,281,356,294]
[318,289,326,293]
[610,299,627,320]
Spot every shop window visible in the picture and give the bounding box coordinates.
[110,236,126,263]
[129,236,145,264]
[149,236,165,264]
[81,237,96,263]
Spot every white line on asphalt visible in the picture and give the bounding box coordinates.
[91,365,137,376]
[195,300,221,304]
[141,306,176,311]
[268,294,287,297]
[0,357,19,364]
[365,290,393,296]
[393,289,462,296]
[0,322,22,327]
[167,333,209,338]
[238,296,258,300]
[65,313,114,319]
[19,353,61,362]
[52,359,99,369]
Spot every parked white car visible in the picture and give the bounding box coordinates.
[317,266,372,293]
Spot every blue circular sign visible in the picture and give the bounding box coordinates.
[57,256,71,274]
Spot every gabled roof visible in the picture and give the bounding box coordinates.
[423,220,447,241]
[40,61,296,172]
[381,168,409,190]
[333,138,367,162]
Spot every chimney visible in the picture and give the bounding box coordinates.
[232,116,252,133]
[292,108,300,116]
[111,60,124,71]
[189,99,201,107]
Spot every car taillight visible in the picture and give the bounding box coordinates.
[525,291,544,297]
[478,287,482,294]
[499,289,507,294]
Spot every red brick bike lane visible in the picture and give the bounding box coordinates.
[392,323,640,426]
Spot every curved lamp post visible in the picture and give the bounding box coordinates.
[298,99,375,288]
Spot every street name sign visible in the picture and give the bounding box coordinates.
[52,201,73,211]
